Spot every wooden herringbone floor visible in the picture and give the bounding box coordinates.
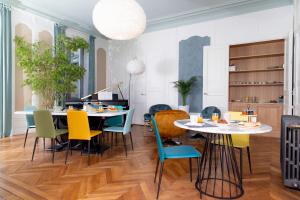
[0,125,299,200]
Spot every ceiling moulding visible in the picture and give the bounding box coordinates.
[1,0,106,39]
[146,0,293,32]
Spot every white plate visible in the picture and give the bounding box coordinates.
[184,122,204,127]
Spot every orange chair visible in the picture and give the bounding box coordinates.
[154,110,189,142]
[65,110,102,165]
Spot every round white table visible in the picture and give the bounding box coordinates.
[174,119,272,199]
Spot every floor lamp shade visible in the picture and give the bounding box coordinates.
[92,0,146,40]
[127,59,145,75]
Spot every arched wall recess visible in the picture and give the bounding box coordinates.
[97,48,107,91]
[15,23,32,111]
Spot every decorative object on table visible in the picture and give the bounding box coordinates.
[24,106,36,148]
[65,110,102,165]
[143,104,172,133]
[173,76,197,113]
[154,110,189,145]
[15,35,88,109]
[151,116,201,199]
[92,0,146,40]
[281,115,300,190]
[103,109,135,156]
[32,110,67,163]
[126,58,146,105]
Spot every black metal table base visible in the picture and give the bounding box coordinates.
[195,133,244,199]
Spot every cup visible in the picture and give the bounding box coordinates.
[190,114,199,124]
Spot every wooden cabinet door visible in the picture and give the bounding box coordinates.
[256,105,282,137]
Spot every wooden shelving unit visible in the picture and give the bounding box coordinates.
[229,53,284,60]
[229,83,283,87]
[228,39,285,137]
[229,68,284,73]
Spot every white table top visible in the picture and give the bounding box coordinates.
[14,110,127,117]
[174,119,272,135]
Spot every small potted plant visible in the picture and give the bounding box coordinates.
[173,76,197,113]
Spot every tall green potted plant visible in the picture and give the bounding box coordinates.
[15,35,88,109]
[173,76,197,112]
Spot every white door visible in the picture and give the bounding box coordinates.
[131,72,147,125]
[294,31,300,116]
[283,33,294,115]
[203,46,229,114]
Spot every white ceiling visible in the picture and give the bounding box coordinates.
[13,0,292,37]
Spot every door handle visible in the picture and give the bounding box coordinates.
[204,92,208,95]
[140,93,146,96]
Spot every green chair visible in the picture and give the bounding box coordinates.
[32,110,67,163]
[103,109,134,156]
[104,105,124,127]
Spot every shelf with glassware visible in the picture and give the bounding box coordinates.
[228,39,284,137]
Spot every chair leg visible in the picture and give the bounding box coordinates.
[65,140,70,164]
[154,158,160,183]
[31,137,39,161]
[247,146,252,174]
[189,158,192,182]
[110,132,113,149]
[122,134,127,156]
[88,140,91,165]
[157,161,164,199]
[239,148,243,180]
[129,132,134,150]
[197,157,202,199]
[52,138,55,163]
[43,138,45,149]
[24,127,29,148]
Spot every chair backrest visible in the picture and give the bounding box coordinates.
[201,106,221,119]
[149,104,172,116]
[67,110,92,140]
[154,110,189,138]
[105,106,124,127]
[123,109,135,134]
[151,116,165,162]
[33,110,56,138]
[25,106,36,127]
[229,111,250,148]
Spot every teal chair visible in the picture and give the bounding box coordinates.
[24,106,36,147]
[103,109,134,156]
[32,110,67,163]
[151,116,201,199]
[104,106,124,127]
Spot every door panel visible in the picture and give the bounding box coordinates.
[203,46,229,114]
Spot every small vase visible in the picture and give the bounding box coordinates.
[178,105,189,113]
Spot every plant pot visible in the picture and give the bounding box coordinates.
[178,105,189,113]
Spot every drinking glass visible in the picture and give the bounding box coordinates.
[211,113,219,122]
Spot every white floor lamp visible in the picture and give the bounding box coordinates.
[126,58,145,106]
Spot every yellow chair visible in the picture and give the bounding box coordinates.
[65,110,102,165]
[230,111,252,175]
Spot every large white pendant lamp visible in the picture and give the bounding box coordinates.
[92,0,146,40]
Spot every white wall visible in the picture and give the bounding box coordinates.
[108,6,293,121]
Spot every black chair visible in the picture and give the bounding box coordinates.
[143,104,172,133]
